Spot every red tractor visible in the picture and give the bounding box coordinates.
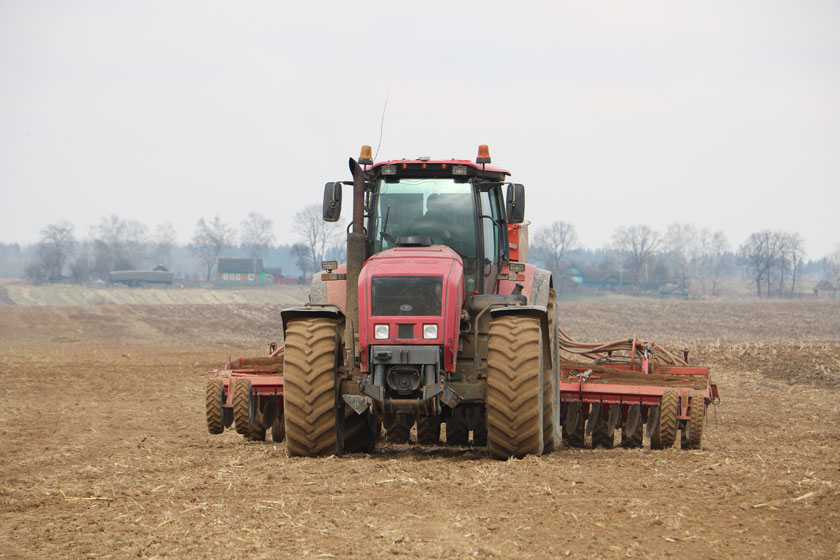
[280,145,560,459]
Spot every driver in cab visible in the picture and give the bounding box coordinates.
[410,193,454,243]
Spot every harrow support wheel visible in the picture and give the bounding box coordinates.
[384,414,413,444]
[249,393,266,441]
[205,379,224,434]
[417,415,442,445]
[562,401,585,447]
[681,391,706,449]
[271,409,286,443]
[486,315,544,459]
[590,405,615,449]
[621,405,644,448]
[283,318,341,457]
[651,390,678,449]
[233,378,252,436]
[445,408,469,445]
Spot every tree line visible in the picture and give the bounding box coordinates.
[531,221,837,298]
[10,211,840,298]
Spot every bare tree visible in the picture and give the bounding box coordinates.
[191,216,236,280]
[291,242,312,281]
[93,214,126,276]
[784,232,806,298]
[91,215,149,275]
[612,225,661,283]
[28,221,76,282]
[707,230,729,296]
[152,222,177,267]
[241,212,275,259]
[532,221,578,279]
[124,220,149,269]
[293,204,342,275]
[740,230,782,297]
[663,222,697,288]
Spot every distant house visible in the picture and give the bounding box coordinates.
[217,257,281,283]
[814,279,838,300]
[558,264,585,284]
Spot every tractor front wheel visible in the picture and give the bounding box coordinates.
[283,318,341,457]
[486,315,544,459]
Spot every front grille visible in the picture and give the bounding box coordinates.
[398,324,414,339]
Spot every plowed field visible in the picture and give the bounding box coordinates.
[1,300,838,559]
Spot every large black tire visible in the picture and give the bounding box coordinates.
[445,408,469,445]
[283,318,341,457]
[651,390,678,450]
[543,289,560,453]
[417,416,442,444]
[271,410,286,443]
[233,378,252,436]
[682,391,705,449]
[383,414,413,444]
[486,315,544,459]
[205,379,224,435]
[562,401,585,447]
[621,405,644,448]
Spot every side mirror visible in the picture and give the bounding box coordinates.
[505,183,525,224]
[322,182,342,222]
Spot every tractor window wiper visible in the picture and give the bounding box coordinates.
[379,205,396,247]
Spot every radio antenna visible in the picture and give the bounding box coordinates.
[374,86,390,161]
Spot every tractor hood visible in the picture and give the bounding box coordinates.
[358,245,465,373]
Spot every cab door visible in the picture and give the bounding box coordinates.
[479,185,506,294]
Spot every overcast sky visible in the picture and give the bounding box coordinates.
[1,1,838,257]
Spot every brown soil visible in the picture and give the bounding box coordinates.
[1,301,839,559]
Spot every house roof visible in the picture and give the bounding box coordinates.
[218,257,264,274]
[815,279,837,291]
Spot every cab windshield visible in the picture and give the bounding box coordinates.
[372,177,479,292]
[373,178,476,257]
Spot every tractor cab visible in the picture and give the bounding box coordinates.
[323,145,526,297]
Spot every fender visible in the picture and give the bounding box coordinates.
[497,264,553,307]
[280,305,346,338]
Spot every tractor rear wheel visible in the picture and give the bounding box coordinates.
[682,391,705,449]
[562,401,585,447]
[384,414,413,443]
[233,379,252,436]
[651,390,678,449]
[283,318,341,457]
[543,290,560,453]
[205,379,224,434]
[621,405,644,448]
[417,416,442,444]
[487,315,544,459]
[445,408,469,445]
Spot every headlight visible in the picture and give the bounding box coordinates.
[374,324,390,340]
[423,324,438,339]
